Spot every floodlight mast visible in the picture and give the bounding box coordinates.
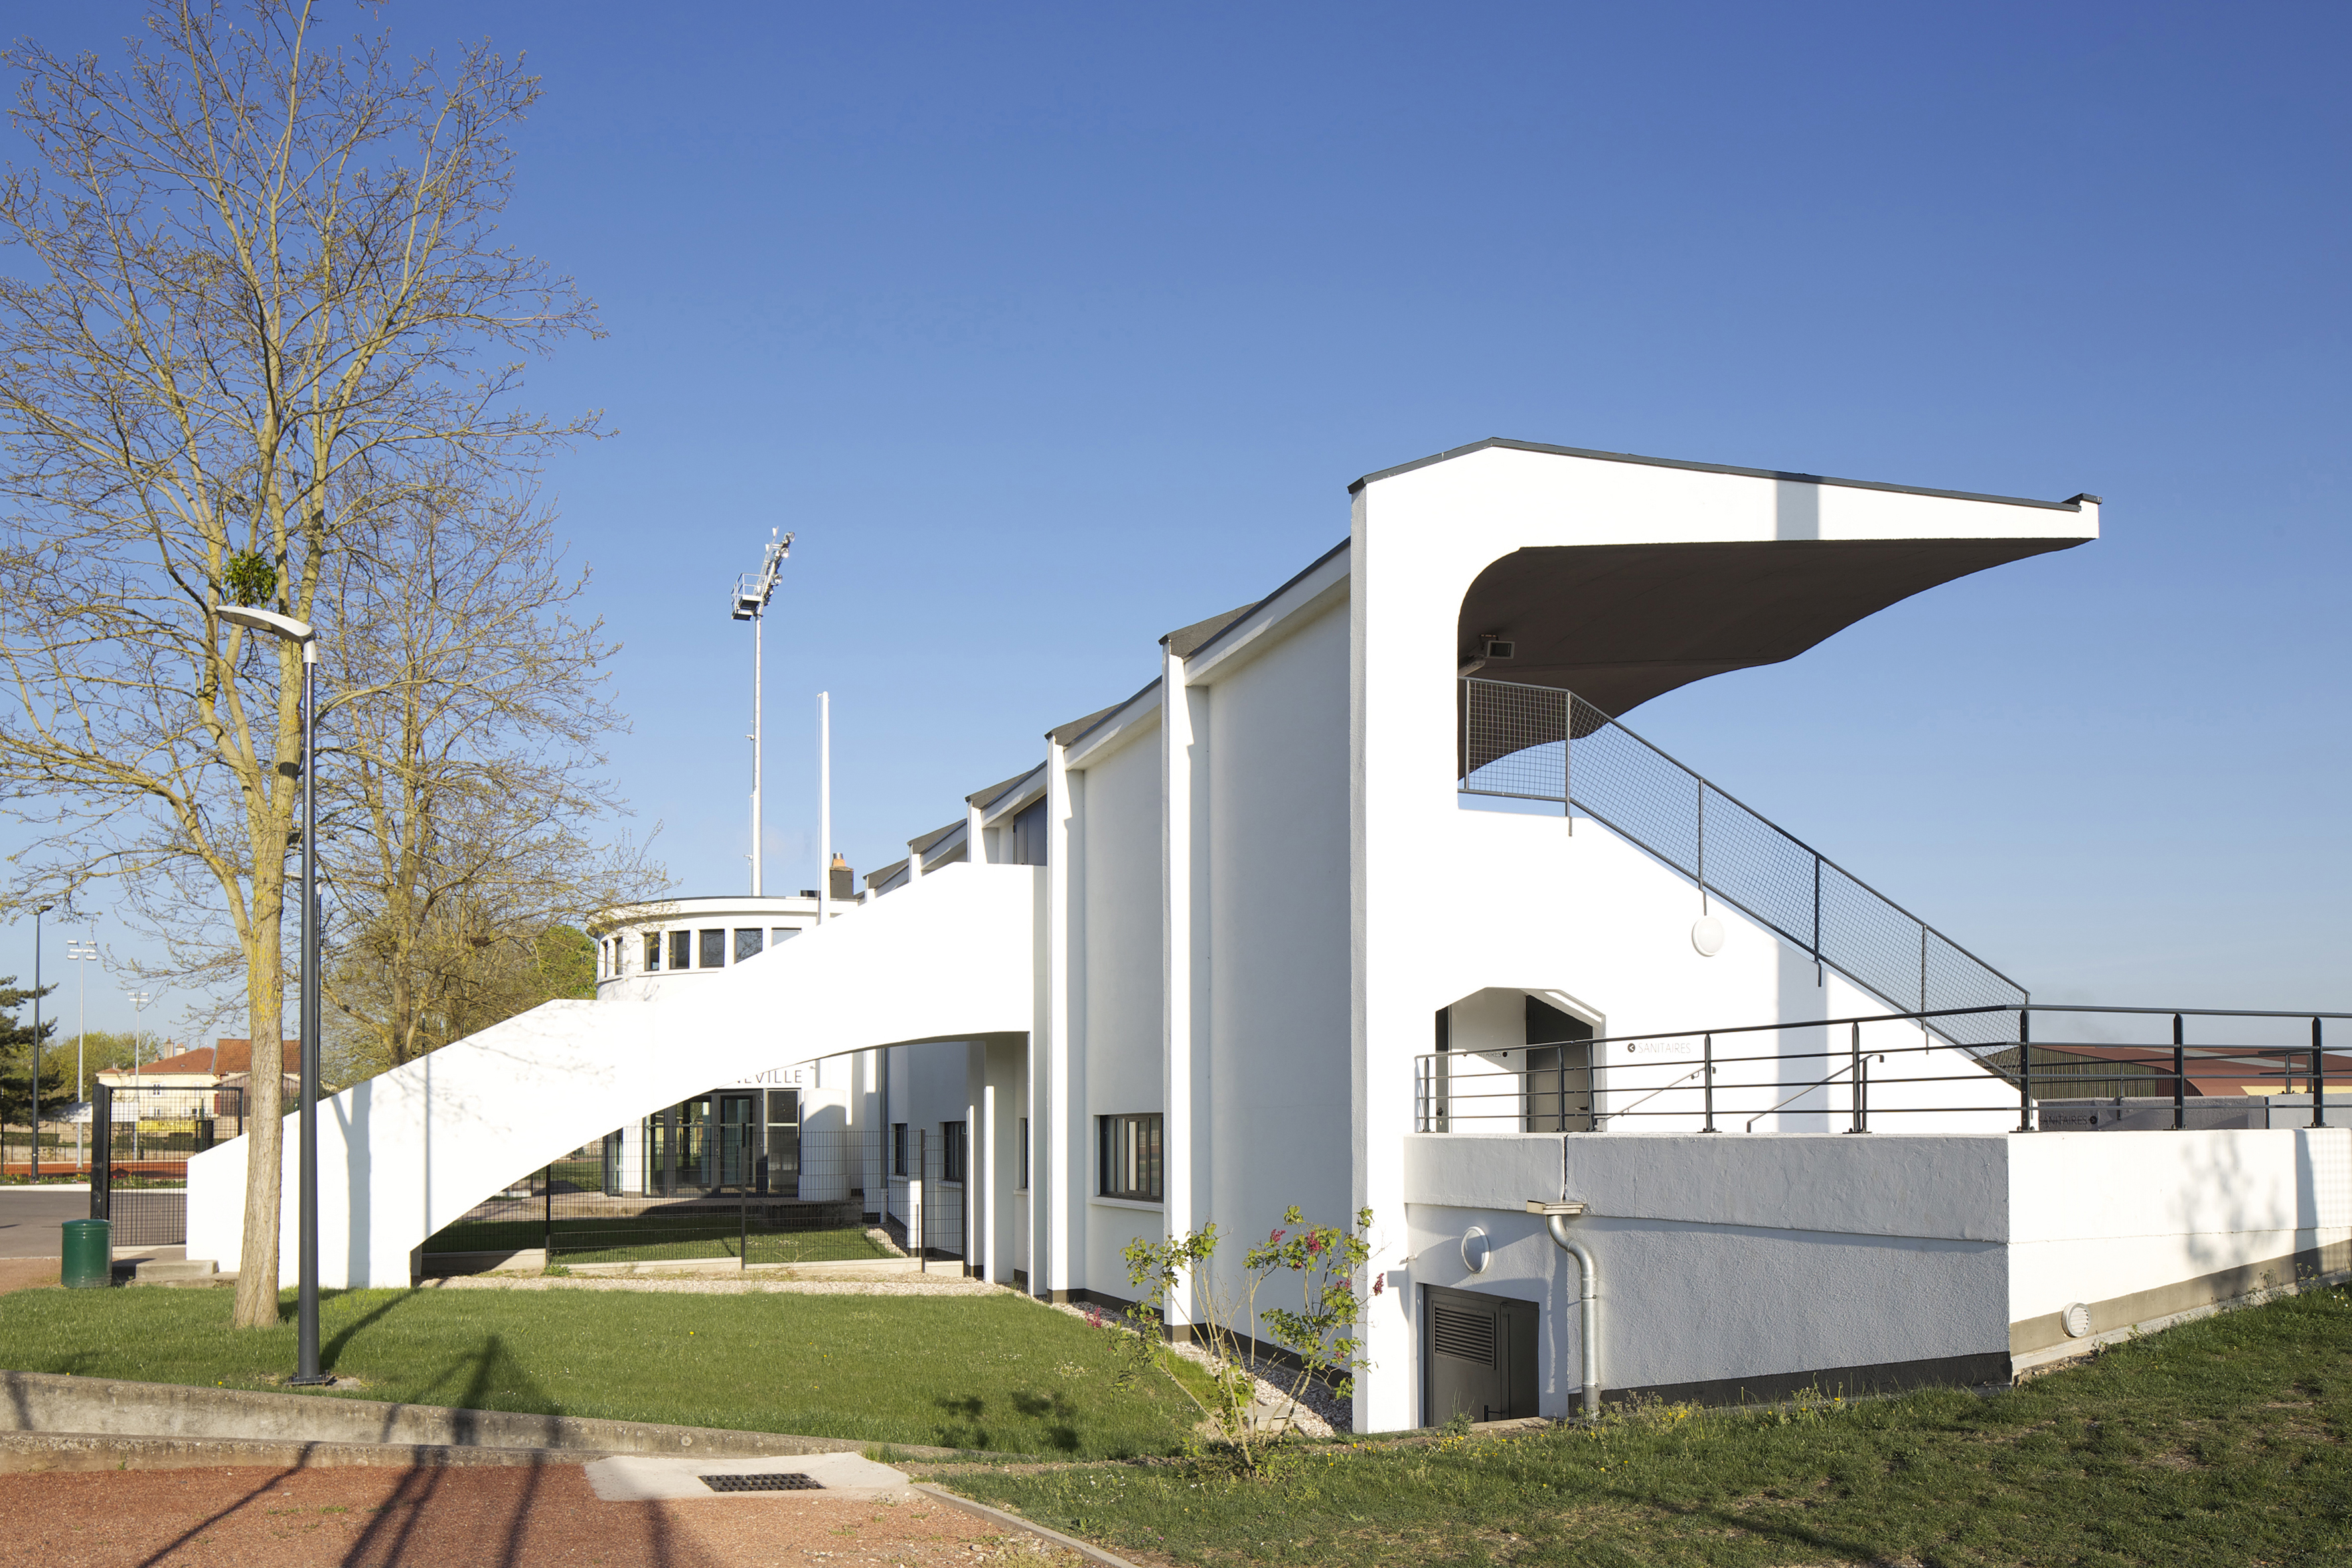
[731,530,793,897]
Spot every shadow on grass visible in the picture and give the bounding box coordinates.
[316,1287,417,1370]
[1009,1390,1079,1452]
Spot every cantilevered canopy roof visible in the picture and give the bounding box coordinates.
[1458,536,2090,720]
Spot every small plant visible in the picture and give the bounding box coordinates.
[1114,1204,1375,1478]
[541,1261,571,1278]
[220,549,276,605]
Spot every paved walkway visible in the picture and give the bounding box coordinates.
[0,1188,88,1259]
[0,1464,1079,1567]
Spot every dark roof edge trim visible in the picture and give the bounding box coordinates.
[965,769,1037,809]
[1348,437,2093,513]
[1055,675,1164,754]
[1180,535,1353,668]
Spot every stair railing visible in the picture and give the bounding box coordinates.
[1459,676,2028,1050]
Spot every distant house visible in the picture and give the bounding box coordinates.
[98,1040,299,1101]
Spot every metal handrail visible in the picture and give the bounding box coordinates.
[1744,1055,1883,1132]
[1599,1062,1707,1124]
[1414,1000,2341,1135]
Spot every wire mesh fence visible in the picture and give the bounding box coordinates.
[83,1083,248,1247]
[1414,1004,2349,1134]
[422,1115,977,1273]
[1460,677,2027,1048]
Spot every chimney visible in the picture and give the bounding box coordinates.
[828,852,854,902]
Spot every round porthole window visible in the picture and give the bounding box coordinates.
[1691,915,1725,957]
[1461,1226,1490,1275]
[2062,1302,2092,1338]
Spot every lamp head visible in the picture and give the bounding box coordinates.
[218,605,315,642]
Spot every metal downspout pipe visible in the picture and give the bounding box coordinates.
[1529,1200,1597,1417]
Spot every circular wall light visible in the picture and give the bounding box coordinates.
[2062,1302,2092,1338]
[1691,915,1725,957]
[1460,1226,1490,1274]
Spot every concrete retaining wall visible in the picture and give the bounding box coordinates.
[1398,1125,2352,1419]
[0,1369,953,1459]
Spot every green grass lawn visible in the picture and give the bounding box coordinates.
[421,1216,892,1265]
[0,1284,1203,1458]
[949,1284,2352,1567]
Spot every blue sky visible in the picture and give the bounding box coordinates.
[7,1,2347,1038]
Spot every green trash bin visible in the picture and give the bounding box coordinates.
[60,1217,111,1289]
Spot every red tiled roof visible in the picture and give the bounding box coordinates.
[130,1040,297,1077]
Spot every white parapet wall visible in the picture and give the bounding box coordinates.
[2007,1129,2352,1358]
[1398,1125,2352,1420]
[189,864,1042,1288]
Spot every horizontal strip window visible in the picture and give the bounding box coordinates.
[1097,1112,1162,1203]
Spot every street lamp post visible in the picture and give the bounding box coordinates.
[216,603,326,1386]
[65,938,99,1174]
[730,530,791,896]
[124,991,151,1162]
[29,903,51,1179]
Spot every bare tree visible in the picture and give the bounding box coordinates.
[0,2,596,1327]
[318,478,664,1085]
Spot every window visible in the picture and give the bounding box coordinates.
[645,933,663,972]
[1097,1113,1162,1202]
[892,1123,908,1178]
[771,927,795,946]
[668,930,691,971]
[699,929,726,968]
[942,1121,967,1182]
[734,928,764,963]
[1019,1117,1030,1191]
[1012,797,1049,866]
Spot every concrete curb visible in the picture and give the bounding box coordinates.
[0,1431,603,1474]
[910,1483,1144,1568]
[0,1369,961,1461]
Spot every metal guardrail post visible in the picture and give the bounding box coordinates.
[2173,1014,2185,1130]
[1812,856,1821,967]
[2017,1008,2033,1133]
[89,1083,111,1222]
[2312,1018,2327,1131]
[1701,1034,1716,1133]
[1847,1022,1865,1134]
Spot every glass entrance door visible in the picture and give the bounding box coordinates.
[717,1093,759,1190]
[764,1089,800,1198]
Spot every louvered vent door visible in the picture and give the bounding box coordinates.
[1433,1305,1496,1365]
[1422,1285,1541,1427]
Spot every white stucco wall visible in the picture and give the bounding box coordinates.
[1394,1126,2351,1424]
[1204,597,1355,1313]
[2007,1128,2352,1330]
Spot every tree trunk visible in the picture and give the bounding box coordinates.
[230,890,286,1329]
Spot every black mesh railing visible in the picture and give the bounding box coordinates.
[421,1125,976,1273]
[1460,678,2027,1049]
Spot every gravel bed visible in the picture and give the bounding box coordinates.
[1042,1300,1349,1437]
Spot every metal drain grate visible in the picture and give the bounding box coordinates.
[700,1472,823,1492]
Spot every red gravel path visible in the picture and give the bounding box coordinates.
[0,1464,1076,1567]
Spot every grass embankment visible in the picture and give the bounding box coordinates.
[0,1285,1200,1458]
[422,1217,891,1265]
[953,1285,2352,1567]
